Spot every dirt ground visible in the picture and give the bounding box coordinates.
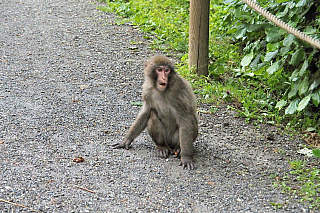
[0,0,318,212]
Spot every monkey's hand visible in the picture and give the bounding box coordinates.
[112,140,132,150]
[179,156,195,170]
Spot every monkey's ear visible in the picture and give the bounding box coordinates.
[144,59,150,68]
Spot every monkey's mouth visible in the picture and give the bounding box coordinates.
[158,83,167,89]
[157,81,167,91]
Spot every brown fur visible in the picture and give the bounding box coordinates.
[113,55,198,169]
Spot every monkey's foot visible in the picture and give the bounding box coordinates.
[155,146,170,158]
[112,140,132,150]
[179,156,195,170]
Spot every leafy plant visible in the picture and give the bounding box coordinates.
[313,149,320,157]
[273,160,320,209]
[98,0,190,52]
[223,0,320,129]
[270,202,283,210]
[99,0,320,132]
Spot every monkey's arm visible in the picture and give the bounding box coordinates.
[112,105,150,149]
[178,114,198,170]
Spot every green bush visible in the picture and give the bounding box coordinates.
[223,0,320,129]
[99,0,320,132]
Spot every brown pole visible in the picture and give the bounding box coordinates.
[189,0,210,76]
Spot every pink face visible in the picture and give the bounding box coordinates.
[155,66,171,91]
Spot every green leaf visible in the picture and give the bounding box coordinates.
[289,68,300,82]
[250,53,262,68]
[267,60,282,75]
[131,101,143,106]
[298,60,308,77]
[275,100,287,110]
[215,66,225,74]
[290,14,299,25]
[226,28,237,34]
[267,43,279,52]
[296,0,307,7]
[241,51,253,67]
[265,51,278,62]
[280,46,291,56]
[297,94,311,111]
[266,32,282,43]
[290,49,305,66]
[288,80,300,99]
[306,127,316,132]
[299,77,309,97]
[285,98,299,115]
[283,34,295,47]
[246,24,261,32]
[235,28,246,39]
[312,149,320,158]
[277,5,289,18]
[243,72,254,77]
[253,67,265,75]
[309,78,320,91]
[311,92,320,107]
[276,0,290,2]
[304,26,317,35]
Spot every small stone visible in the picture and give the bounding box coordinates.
[266,133,275,140]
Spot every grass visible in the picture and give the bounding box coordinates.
[97,1,320,209]
[96,0,320,134]
[272,160,320,209]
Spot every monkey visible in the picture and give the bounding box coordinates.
[112,55,198,170]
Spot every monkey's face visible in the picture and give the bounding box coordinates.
[155,66,171,92]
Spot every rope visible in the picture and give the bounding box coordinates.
[241,0,320,49]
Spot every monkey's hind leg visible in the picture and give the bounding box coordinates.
[147,110,171,158]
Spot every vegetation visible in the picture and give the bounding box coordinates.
[97,0,190,52]
[98,0,320,207]
[98,0,320,134]
[273,160,320,209]
[223,0,320,132]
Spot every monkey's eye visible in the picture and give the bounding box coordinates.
[155,67,170,73]
[155,67,163,72]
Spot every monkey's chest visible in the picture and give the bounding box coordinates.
[152,102,177,126]
[149,92,177,123]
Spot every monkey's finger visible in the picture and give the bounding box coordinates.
[124,143,130,150]
[179,162,186,168]
[160,151,165,158]
[159,151,164,158]
[164,150,169,158]
[179,162,195,170]
[111,143,125,149]
[183,164,188,170]
[188,163,195,170]
[111,144,121,149]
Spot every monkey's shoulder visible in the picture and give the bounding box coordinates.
[170,75,194,94]
[169,76,196,103]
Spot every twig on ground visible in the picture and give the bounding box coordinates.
[73,185,95,193]
[0,198,40,212]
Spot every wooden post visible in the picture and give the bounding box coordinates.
[189,0,210,76]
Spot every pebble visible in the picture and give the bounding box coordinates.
[0,0,317,212]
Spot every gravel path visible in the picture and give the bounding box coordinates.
[0,0,317,212]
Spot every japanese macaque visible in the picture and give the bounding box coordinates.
[113,55,198,169]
